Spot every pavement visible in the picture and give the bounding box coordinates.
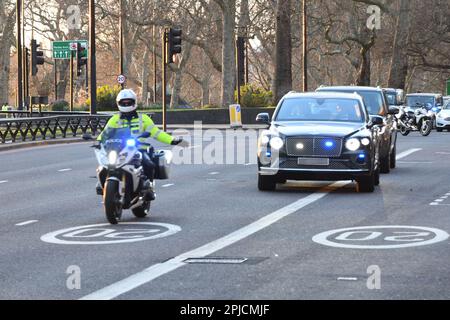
[0,131,449,300]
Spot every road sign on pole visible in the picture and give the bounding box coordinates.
[52,40,88,60]
[117,74,126,85]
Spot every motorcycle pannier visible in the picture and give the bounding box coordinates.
[153,150,171,180]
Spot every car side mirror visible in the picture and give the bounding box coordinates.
[388,107,400,115]
[256,113,271,125]
[369,115,384,127]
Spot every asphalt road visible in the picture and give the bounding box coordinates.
[0,130,449,300]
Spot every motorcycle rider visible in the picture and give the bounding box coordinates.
[95,89,187,199]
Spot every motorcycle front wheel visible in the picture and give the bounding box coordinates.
[104,180,122,225]
[420,120,432,136]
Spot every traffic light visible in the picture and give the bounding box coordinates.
[167,27,182,64]
[236,37,246,86]
[31,39,45,76]
[76,42,87,77]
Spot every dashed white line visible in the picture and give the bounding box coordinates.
[0,180,8,184]
[337,277,358,281]
[396,148,422,160]
[58,168,72,172]
[162,184,175,188]
[209,172,220,175]
[15,220,38,226]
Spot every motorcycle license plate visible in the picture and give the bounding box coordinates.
[298,158,330,166]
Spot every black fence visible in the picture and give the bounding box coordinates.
[0,114,111,144]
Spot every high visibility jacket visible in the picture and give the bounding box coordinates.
[97,113,174,149]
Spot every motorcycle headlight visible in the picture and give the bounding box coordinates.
[108,151,118,165]
[260,135,270,145]
[345,138,361,151]
[270,137,284,150]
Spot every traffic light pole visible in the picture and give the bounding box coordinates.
[70,52,74,112]
[162,28,167,132]
[89,0,97,115]
[16,0,23,110]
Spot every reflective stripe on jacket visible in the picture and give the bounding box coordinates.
[97,113,174,148]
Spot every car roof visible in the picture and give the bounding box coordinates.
[283,91,363,100]
[406,93,441,97]
[317,86,382,92]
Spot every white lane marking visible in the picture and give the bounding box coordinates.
[58,168,72,172]
[0,180,8,184]
[80,148,421,300]
[436,152,450,155]
[396,148,422,160]
[80,181,349,300]
[15,220,38,226]
[441,196,448,199]
[209,172,220,175]
[188,145,200,150]
[430,203,439,206]
[338,277,358,281]
[244,163,253,166]
[162,184,174,188]
[435,199,444,202]
[397,161,432,164]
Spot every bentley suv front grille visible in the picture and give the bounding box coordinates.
[286,137,343,157]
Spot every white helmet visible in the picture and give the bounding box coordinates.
[116,89,137,113]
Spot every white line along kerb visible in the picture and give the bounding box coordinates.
[80,148,423,300]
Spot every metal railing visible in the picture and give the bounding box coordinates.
[0,114,112,144]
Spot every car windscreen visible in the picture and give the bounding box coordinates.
[385,92,396,105]
[406,96,435,108]
[276,98,364,123]
[318,89,385,116]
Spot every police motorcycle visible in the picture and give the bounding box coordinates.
[84,129,172,225]
[396,103,434,137]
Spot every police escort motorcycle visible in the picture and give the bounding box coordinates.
[396,103,434,137]
[84,130,172,224]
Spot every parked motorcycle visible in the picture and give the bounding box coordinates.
[85,130,172,224]
[396,103,434,137]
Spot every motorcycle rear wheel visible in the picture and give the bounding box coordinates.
[400,127,410,136]
[104,180,122,225]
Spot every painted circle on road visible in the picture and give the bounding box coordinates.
[312,226,449,249]
[41,222,181,245]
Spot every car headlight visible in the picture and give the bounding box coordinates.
[345,138,361,151]
[270,137,284,150]
[108,151,118,165]
[361,138,370,146]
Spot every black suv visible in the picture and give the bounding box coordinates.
[316,86,398,173]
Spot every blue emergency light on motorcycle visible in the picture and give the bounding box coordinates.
[126,139,136,147]
[432,107,438,112]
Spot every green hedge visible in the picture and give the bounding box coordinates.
[235,84,273,108]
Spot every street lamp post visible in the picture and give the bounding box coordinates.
[16,0,23,110]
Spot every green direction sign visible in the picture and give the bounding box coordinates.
[52,40,88,60]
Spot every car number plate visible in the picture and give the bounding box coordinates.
[297,158,330,166]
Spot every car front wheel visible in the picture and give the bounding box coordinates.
[258,174,277,191]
